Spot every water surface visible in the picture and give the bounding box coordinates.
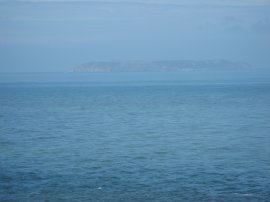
[1,73,270,201]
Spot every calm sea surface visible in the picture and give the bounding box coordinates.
[1,73,270,201]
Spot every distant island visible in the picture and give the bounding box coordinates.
[73,60,251,72]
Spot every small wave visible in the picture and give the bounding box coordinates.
[233,193,254,196]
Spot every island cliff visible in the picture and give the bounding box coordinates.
[73,60,251,72]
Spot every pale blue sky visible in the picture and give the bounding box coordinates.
[0,0,269,72]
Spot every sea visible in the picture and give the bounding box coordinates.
[0,72,270,201]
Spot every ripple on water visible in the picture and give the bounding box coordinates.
[1,84,270,201]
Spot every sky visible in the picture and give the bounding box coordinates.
[0,0,269,72]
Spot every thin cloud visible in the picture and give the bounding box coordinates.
[251,18,270,33]
[0,17,114,22]
[2,0,270,7]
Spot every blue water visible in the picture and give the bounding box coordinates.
[1,73,270,201]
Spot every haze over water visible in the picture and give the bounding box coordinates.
[0,0,270,72]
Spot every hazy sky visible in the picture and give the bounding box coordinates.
[0,0,269,72]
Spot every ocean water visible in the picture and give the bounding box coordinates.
[0,73,270,201]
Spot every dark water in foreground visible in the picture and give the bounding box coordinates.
[0,73,270,201]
